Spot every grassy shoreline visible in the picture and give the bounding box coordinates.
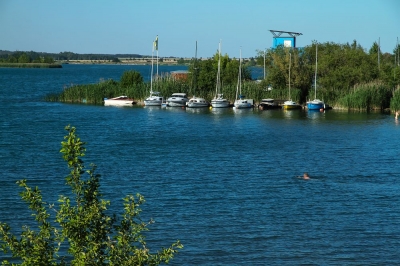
[0,63,62,68]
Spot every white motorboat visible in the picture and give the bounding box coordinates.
[186,96,209,108]
[166,93,189,107]
[211,41,230,108]
[104,96,136,107]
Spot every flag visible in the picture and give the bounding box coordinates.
[154,35,158,51]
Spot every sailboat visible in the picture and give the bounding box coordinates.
[187,41,209,108]
[282,52,302,110]
[144,35,163,106]
[307,43,325,110]
[234,48,252,109]
[211,41,230,108]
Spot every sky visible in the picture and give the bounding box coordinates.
[0,0,399,59]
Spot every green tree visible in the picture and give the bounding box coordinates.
[0,125,183,265]
[43,56,55,64]
[120,70,144,88]
[18,53,31,63]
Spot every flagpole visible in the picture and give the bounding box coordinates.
[157,49,159,77]
[156,35,159,77]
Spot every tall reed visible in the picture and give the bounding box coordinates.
[390,88,400,111]
[336,81,391,110]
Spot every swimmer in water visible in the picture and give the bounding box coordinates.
[297,172,310,180]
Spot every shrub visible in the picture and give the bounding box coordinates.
[0,125,182,265]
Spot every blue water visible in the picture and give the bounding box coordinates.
[1,65,400,265]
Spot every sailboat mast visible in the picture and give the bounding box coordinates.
[314,43,318,99]
[156,40,159,77]
[150,40,154,93]
[289,52,291,96]
[193,41,198,96]
[215,41,221,97]
[239,47,242,94]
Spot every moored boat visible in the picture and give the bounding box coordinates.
[307,43,326,110]
[282,52,301,110]
[233,48,253,109]
[282,100,302,110]
[307,99,325,110]
[259,98,281,110]
[187,41,209,108]
[211,41,230,108]
[144,35,164,106]
[186,96,209,108]
[144,91,163,106]
[166,93,189,107]
[104,96,136,106]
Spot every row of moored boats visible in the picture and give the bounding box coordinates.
[104,39,327,111]
[104,94,327,111]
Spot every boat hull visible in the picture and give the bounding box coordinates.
[167,101,188,107]
[282,100,302,110]
[144,94,163,106]
[166,93,189,107]
[186,97,209,108]
[187,102,209,108]
[104,96,136,106]
[144,100,163,106]
[259,103,281,110]
[307,100,325,110]
[259,99,281,110]
[282,104,302,110]
[211,99,230,108]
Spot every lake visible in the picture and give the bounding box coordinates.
[1,64,400,265]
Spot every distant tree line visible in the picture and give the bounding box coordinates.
[0,51,55,64]
[0,50,145,62]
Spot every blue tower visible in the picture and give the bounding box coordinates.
[269,30,302,49]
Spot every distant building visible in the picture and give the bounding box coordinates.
[171,70,189,81]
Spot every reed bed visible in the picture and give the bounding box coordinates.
[390,88,400,112]
[335,82,392,110]
[47,76,303,105]
[48,70,390,111]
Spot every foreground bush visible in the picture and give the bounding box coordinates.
[0,125,182,265]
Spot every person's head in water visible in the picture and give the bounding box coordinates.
[303,172,310,179]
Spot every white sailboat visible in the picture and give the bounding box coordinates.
[234,48,252,109]
[187,41,209,108]
[211,41,230,108]
[282,52,302,110]
[144,35,164,106]
[307,43,325,110]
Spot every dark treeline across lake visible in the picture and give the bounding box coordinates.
[1,64,400,265]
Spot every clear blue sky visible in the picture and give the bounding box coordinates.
[0,0,399,58]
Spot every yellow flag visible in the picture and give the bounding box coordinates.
[154,35,158,51]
